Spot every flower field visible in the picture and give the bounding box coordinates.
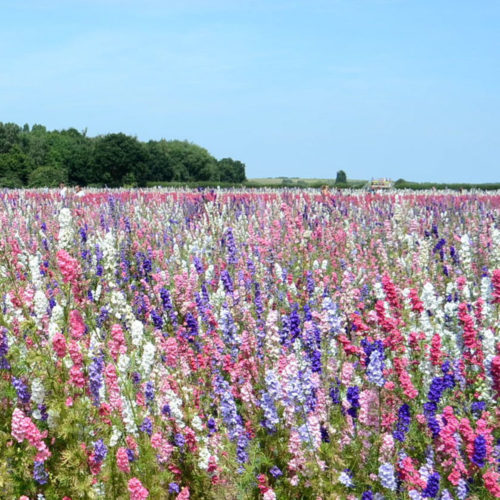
[0,188,499,500]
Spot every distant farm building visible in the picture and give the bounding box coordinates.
[367,178,393,190]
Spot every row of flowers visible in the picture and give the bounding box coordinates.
[0,188,498,499]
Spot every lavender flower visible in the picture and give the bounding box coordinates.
[39,404,48,422]
[442,373,455,390]
[95,244,103,276]
[236,433,249,463]
[433,238,446,254]
[174,432,185,448]
[160,287,178,326]
[427,377,445,403]
[220,307,240,360]
[378,463,397,491]
[347,386,360,419]
[422,472,440,498]
[169,483,180,494]
[88,355,104,406]
[93,439,108,463]
[279,314,290,346]
[456,478,468,500]
[471,435,486,467]
[0,327,10,369]
[339,469,354,487]
[79,226,87,243]
[151,309,163,329]
[195,292,209,323]
[140,417,153,436]
[269,466,282,478]
[185,312,199,339]
[225,228,238,264]
[219,381,241,440]
[145,381,155,402]
[201,283,210,304]
[303,303,312,322]
[260,392,279,431]
[142,256,152,276]
[310,349,322,374]
[424,376,449,437]
[160,288,172,311]
[33,461,48,485]
[306,271,315,296]
[423,402,440,438]
[289,305,301,344]
[329,380,341,405]
[12,377,31,404]
[220,269,234,294]
[393,404,411,442]
[97,307,109,327]
[366,348,385,387]
[193,256,204,274]
[207,417,217,434]
[471,401,486,416]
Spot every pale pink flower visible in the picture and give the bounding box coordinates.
[128,477,148,499]
[176,487,190,499]
[117,447,130,473]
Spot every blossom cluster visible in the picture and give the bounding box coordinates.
[0,187,498,499]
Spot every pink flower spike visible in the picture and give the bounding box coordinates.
[128,477,149,500]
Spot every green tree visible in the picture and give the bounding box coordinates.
[0,121,246,187]
[335,170,347,184]
[147,140,174,182]
[0,145,33,185]
[46,128,92,186]
[24,124,50,168]
[90,133,148,187]
[28,165,68,187]
[0,122,22,153]
[164,140,216,182]
[216,158,246,183]
[0,173,23,188]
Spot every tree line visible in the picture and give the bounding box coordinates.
[0,122,246,188]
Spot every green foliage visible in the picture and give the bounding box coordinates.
[216,158,247,183]
[0,145,33,185]
[0,173,23,188]
[0,122,247,188]
[90,133,148,187]
[0,122,22,154]
[49,128,92,187]
[394,179,500,190]
[335,169,347,184]
[28,165,68,188]
[146,139,175,182]
[163,140,216,182]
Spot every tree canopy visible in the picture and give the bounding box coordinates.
[335,170,347,184]
[0,122,247,187]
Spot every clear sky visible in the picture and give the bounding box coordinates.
[1,0,499,182]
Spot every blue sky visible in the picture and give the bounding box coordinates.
[1,0,499,182]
